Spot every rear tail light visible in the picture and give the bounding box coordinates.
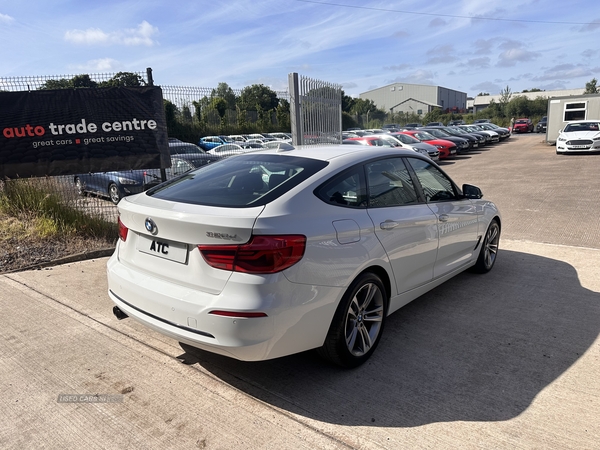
[118,217,128,242]
[198,235,306,274]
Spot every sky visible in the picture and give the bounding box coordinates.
[1,0,599,98]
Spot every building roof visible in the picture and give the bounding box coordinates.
[360,82,463,96]
[473,89,586,106]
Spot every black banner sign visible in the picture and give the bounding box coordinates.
[0,86,169,178]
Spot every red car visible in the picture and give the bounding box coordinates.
[397,130,457,159]
[512,118,533,133]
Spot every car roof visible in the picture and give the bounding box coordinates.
[229,144,421,162]
[172,152,220,161]
[347,135,380,140]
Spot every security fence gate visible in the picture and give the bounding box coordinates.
[288,73,343,146]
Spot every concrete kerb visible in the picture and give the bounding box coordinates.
[0,247,115,275]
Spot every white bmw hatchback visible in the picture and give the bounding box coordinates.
[108,145,501,367]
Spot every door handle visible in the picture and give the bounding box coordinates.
[438,214,449,222]
[380,220,399,230]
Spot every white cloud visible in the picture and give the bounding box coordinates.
[64,21,158,46]
[472,38,495,55]
[426,45,457,64]
[429,18,447,27]
[392,31,409,38]
[390,70,436,85]
[531,64,597,82]
[539,81,568,90]
[0,12,14,24]
[65,28,110,45]
[497,48,540,67]
[582,49,596,58]
[470,81,502,95]
[460,57,490,69]
[69,58,122,72]
[242,76,288,91]
[578,18,600,32]
[383,64,411,71]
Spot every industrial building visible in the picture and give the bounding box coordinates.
[472,89,585,115]
[359,83,467,116]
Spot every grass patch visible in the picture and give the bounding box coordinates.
[0,178,117,241]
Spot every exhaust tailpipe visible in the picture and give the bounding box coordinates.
[113,306,128,320]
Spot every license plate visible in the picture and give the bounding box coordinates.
[570,145,590,149]
[137,234,188,264]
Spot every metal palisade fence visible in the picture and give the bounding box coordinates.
[288,73,343,146]
[0,69,341,226]
[0,69,289,223]
[0,70,156,224]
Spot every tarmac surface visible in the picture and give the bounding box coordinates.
[1,133,599,449]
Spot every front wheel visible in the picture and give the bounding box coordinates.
[74,177,85,197]
[318,273,387,368]
[472,220,500,273]
[108,183,121,205]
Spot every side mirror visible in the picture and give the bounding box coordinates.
[462,184,483,199]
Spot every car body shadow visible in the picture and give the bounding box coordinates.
[178,249,599,427]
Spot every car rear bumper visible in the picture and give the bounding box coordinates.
[106,253,343,361]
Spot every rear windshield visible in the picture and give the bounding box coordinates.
[146,154,328,207]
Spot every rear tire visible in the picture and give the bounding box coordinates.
[74,177,85,197]
[318,273,387,368]
[472,219,500,273]
[108,183,121,205]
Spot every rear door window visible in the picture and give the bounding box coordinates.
[366,158,419,207]
[316,167,366,208]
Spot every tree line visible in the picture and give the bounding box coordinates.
[163,82,291,143]
[35,73,600,138]
[37,74,292,143]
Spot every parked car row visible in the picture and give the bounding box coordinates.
[75,121,515,206]
[342,122,511,162]
[198,132,292,151]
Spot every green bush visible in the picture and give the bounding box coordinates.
[0,179,116,239]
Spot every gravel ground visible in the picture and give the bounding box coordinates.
[0,213,116,273]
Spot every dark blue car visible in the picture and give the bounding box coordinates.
[74,141,220,204]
